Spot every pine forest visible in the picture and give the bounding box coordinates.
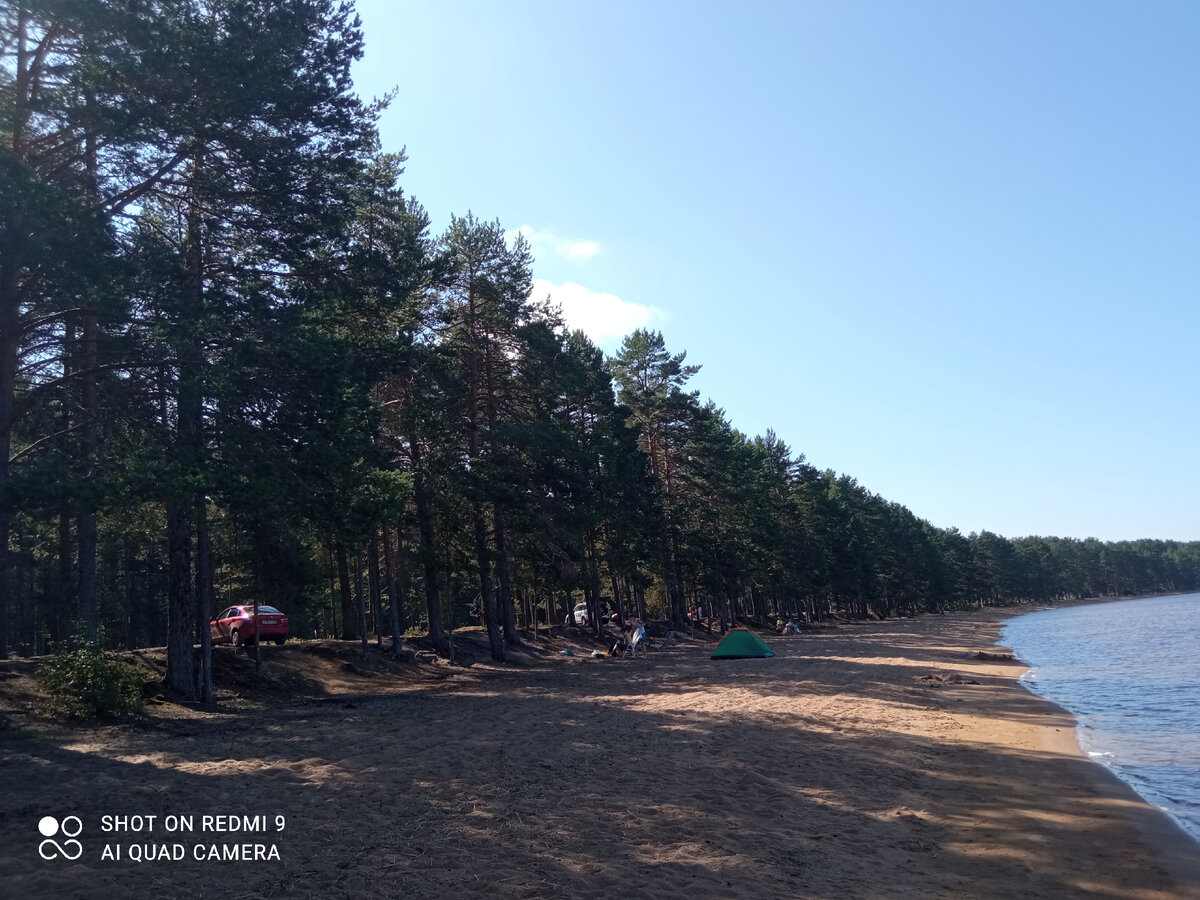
[4,1,1199,702]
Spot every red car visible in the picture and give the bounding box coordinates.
[210,605,289,646]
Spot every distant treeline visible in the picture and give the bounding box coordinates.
[4,3,1197,697]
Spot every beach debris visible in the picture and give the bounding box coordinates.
[559,650,574,657]
[972,651,1016,661]
[916,672,979,686]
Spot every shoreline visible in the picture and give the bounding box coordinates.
[996,599,1200,892]
[3,607,1200,897]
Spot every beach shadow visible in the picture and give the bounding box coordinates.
[1,609,1196,899]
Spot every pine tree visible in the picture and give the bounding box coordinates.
[610,329,699,628]
[438,214,533,661]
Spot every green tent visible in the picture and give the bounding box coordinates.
[711,627,775,660]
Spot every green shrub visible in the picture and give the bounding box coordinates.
[36,647,147,719]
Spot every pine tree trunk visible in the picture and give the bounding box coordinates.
[368,531,382,649]
[609,569,624,624]
[195,503,214,704]
[0,10,34,661]
[411,463,447,653]
[166,157,205,700]
[76,510,97,637]
[76,310,99,640]
[494,512,521,647]
[0,266,20,659]
[381,524,404,654]
[356,553,368,657]
[77,86,100,639]
[56,513,72,643]
[666,531,688,628]
[472,505,505,662]
[123,534,135,649]
[55,316,76,644]
[165,500,195,698]
[584,531,604,637]
[751,584,766,626]
[395,527,411,634]
[337,544,357,640]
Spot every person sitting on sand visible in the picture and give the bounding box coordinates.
[629,618,648,659]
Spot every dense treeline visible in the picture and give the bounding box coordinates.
[4,2,1198,694]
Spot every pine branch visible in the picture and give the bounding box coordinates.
[4,359,171,435]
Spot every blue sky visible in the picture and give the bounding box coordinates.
[350,0,1200,543]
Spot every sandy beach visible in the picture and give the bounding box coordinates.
[2,606,1199,899]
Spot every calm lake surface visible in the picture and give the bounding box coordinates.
[1001,593,1200,844]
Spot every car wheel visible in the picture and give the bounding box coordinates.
[274,637,285,645]
[231,629,242,647]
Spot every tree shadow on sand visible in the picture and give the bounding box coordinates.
[1,611,1197,899]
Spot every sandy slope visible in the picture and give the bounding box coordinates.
[2,608,1199,899]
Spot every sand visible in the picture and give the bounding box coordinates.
[2,606,1199,899]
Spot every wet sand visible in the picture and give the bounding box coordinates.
[2,607,1199,898]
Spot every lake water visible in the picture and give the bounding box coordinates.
[1001,593,1200,844]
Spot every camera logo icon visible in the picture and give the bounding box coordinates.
[38,815,83,861]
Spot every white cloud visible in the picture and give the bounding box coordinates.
[509,225,600,261]
[561,238,599,259]
[529,278,662,345]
